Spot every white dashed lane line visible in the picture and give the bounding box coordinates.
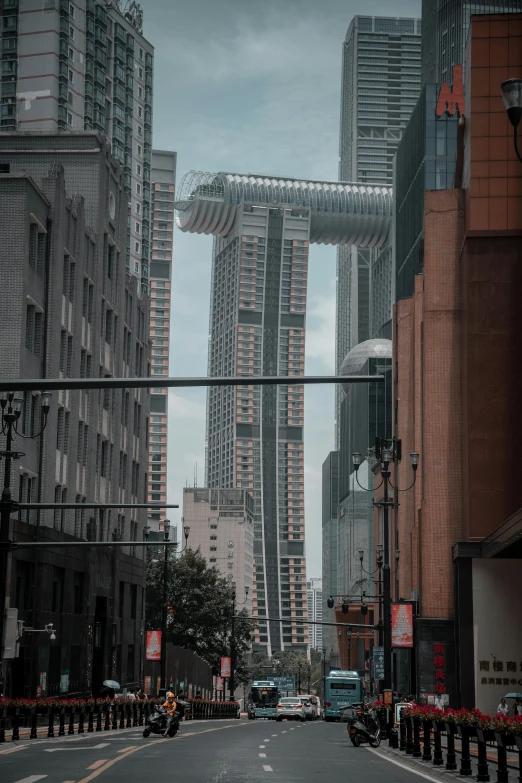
[12,777,48,783]
[263,765,273,772]
[259,744,265,748]
[259,753,267,758]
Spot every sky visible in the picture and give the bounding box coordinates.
[144,0,422,577]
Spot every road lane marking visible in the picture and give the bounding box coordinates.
[264,738,270,742]
[271,733,277,736]
[263,765,273,772]
[13,777,47,783]
[365,748,448,783]
[259,753,267,758]
[45,744,110,753]
[117,746,137,753]
[259,744,265,748]
[0,745,29,755]
[86,760,107,770]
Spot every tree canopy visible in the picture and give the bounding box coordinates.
[146,548,256,685]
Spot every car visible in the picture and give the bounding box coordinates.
[276,696,306,722]
[298,694,319,720]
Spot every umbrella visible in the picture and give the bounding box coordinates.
[504,692,522,698]
[102,680,120,689]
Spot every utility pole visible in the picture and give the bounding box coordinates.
[229,584,236,701]
[381,457,392,692]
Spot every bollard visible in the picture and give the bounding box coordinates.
[119,705,125,730]
[48,708,55,738]
[126,705,132,729]
[459,732,473,777]
[476,740,490,782]
[104,707,110,731]
[68,709,75,735]
[399,718,406,752]
[88,708,94,733]
[389,728,399,749]
[96,707,102,732]
[12,711,19,742]
[112,705,118,730]
[406,718,413,755]
[412,718,422,758]
[445,728,458,771]
[58,709,66,737]
[496,745,509,783]
[30,709,37,740]
[422,720,432,761]
[78,707,85,734]
[0,710,5,743]
[132,703,137,727]
[432,725,444,767]
[138,703,144,726]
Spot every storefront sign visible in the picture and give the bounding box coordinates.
[392,604,413,647]
[478,658,522,686]
[436,64,465,118]
[373,646,384,680]
[220,656,231,678]
[145,630,162,661]
[216,676,224,692]
[434,642,446,694]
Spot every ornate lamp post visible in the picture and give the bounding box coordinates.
[501,78,522,162]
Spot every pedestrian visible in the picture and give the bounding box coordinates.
[434,693,445,712]
[136,688,147,701]
[127,689,136,701]
[514,698,522,716]
[194,690,202,700]
[497,697,509,716]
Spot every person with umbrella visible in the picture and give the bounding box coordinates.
[504,692,522,715]
[99,679,119,700]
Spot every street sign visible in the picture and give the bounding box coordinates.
[271,676,296,692]
[373,646,384,681]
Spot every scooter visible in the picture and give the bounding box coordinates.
[347,708,381,747]
[143,700,189,738]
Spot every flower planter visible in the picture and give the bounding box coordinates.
[445,721,458,735]
[476,728,495,743]
[494,732,515,748]
[457,725,477,739]
[432,720,445,733]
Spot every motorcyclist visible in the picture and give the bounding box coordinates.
[162,691,177,734]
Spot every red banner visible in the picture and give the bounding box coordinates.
[392,604,413,647]
[145,630,162,661]
[220,656,231,678]
[216,676,224,692]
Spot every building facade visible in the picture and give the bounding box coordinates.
[321,451,339,663]
[0,131,150,698]
[336,14,421,440]
[306,578,323,651]
[394,12,522,708]
[421,0,522,87]
[182,488,254,615]
[147,150,176,533]
[0,0,153,287]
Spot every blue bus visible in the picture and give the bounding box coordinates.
[323,670,363,721]
[249,680,280,719]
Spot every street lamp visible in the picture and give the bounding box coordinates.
[501,78,522,162]
[352,439,418,694]
[0,391,52,659]
[159,520,190,693]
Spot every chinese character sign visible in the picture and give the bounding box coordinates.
[433,643,445,694]
[145,630,162,661]
[391,604,413,647]
[220,656,232,678]
[373,646,385,681]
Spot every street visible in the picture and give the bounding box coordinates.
[0,719,436,783]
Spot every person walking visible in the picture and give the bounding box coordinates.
[497,697,509,715]
[513,698,522,716]
[434,694,445,711]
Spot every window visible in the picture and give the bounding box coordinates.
[134,261,140,273]
[68,68,74,83]
[138,66,143,79]
[51,567,65,613]
[138,87,143,99]
[134,241,140,253]
[136,163,141,176]
[137,144,142,157]
[69,3,75,17]
[73,572,84,615]
[138,106,142,119]
[136,183,141,195]
[119,581,125,618]
[68,47,74,61]
[137,125,143,137]
[135,222,140,234]
[67,112,73,126]
[139,47,143,60]
[130,584,137,619]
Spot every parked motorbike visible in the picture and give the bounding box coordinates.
[143,700,189,739]
[347,707,381,748]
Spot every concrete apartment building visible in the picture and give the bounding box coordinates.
[147,150,176,533]
[0,0,154,288]
[182,488,254,615]
[0,131,150,698]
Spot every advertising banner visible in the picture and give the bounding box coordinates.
[145,630,162,661]
[220,656,231,678]
[216,676,224,692]
[144,676,152,695]
[392,603,414,647]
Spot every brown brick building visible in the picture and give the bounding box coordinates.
[393,14,522,709]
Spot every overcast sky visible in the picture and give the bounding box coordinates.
[144,0,421,577]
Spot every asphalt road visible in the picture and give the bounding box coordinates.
[0,718,445,783]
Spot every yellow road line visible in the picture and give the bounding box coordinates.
[117,746,137,753]
[86,759,108,770]
[75,722,252,783]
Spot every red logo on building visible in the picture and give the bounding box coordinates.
[436,65,465,118]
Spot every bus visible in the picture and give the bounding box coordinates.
[323,670,363,721]
[248,680,280,720]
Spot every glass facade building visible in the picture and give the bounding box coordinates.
[395,84,459,302]
[336,15,421,443]
[421,0,522,87]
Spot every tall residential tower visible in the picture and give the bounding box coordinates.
[0,0,153,287]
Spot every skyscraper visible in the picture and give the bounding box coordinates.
[175,170,392,655]
[306,578,323,651]
[335,15,421,440]
[0,0,153,287]
[421,0,522,87]
[148,150,176,533]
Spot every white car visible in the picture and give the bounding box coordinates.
[276,696,306,722]
[298,694,319,720]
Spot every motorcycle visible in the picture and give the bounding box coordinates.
[347,707,381,748]
[143,700,189,738]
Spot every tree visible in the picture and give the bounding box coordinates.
[146,548,255,685]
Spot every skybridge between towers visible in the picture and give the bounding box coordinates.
[174,170,393,247]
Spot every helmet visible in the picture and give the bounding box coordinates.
[166,692,175,699]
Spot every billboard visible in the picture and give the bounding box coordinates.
[145,630,162,660]
[220,656,231,678]
[392,603,414,647]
